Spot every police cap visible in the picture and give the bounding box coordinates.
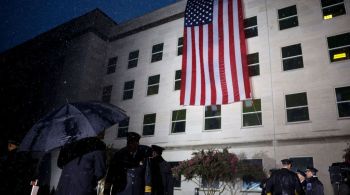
[8,139,19,146]
[127,132,141,141]
[151,145,164,155]
[281,159,292,165]
[296,169,306,177]
[305,166,318,174]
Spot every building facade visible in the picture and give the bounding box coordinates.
[1,0,349,194]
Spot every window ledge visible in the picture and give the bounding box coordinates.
[241,125,263,129]
[202,129,222,132]
[337,116,350,120]
[286,120,311,125]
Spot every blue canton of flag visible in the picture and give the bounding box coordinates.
[185,0,214,27]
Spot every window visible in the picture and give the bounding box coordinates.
[147,75,160,96]
[335,86,350,118]
[151,43,164,62]
[289,157,314,172]
[247,53,260,76]
[171,109,186,133]
[107,57,117,74]
[174,70,182,90]
[242,99,262,127]
[169,162,181,188]
[282,43,303,71]
[285,92,309,122]
[278,5,298,30]
[327,32,350,62]
[241,159,263,192]
[128,50,139,69]
[177,37,183,56]
[123,80,134,100]
[102,85,112,103]
[321,0,346,20]
[117,118,129,138]
[244,16,258,38]
[204,105,221,130]
[201,179,219,189]
[143,113,156,136]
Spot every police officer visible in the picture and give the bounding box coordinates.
[266,159,303,195]
[150,145,174,195]
[305,167,324,195]
[104,132,151,195]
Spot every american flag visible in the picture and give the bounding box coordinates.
[180,0,251,105]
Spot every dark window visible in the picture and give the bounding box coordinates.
[327,32,350,62]
[143,113,156,136]
[286,92,309,122]
[151,43,164,62]
[244,16,258,38]
[128,50,139,69]
[102,85,112,103]
[123,80,134,100]
[107,57,117,74]
[178,37,184,56]
[174,70,182,90]
[282,43,303,71]
[205,105,221,130]
[169,162,181,187]
[321,0,346,20]
[242,99,262,127]
[117,118,129,138]
[147,75,160,96]
[247,53,260,76]
[289,157,314,172]
[171,109,186,133]
[335,86,350,118]
[278,5,298,30]
[241,159,263,192]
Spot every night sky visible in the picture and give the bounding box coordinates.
[0,0,178,53]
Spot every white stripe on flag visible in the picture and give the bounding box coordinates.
[194,26,201,105]
[184,27,192,105]
[213,0,222,105]
[202,25,211,105]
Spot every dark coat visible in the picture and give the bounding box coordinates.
[105,145,151,195]
[266,168,303,195]
[305,177,324,195]
[55,137,106,195]
[151,156,174,195]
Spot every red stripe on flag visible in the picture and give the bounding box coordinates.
[237,0,251,98]
[190,27,197,105]
[199,26,206,105]
[228,0,240,101]
[208,23,216,105]
[180,29,188,105]
[218,0,228,104]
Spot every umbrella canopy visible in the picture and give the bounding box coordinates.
[19,101,127,152]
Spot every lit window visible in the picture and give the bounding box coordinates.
[289,157,314,172]
[117,118,129,138]
[247,53,260,76]
[335,86,350,118]
[107,57,117,74]
[174,70,182,90]
[123,80,134,100]
[241,159,263,192]
[281,43,303,71]
[204,105,221,130]
[143,113,156,136]
[244,16,258,38]
[177,37,183,56]
[285,92,309,122]
[147,75,160,96]
[321,0,346,20]
[151,43,164,62]
[327,32,350,62]
[128,50,139,69]
[171,109,186,133]
[278,5,298,30]
[102,85,113,103]
[242,99,262,127]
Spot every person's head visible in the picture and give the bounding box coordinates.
[268,168,278,178]
[296,169,306,181]
[151,145,164,157]
[281,159,292,170]
[305,166,318,178]
[7,140,19,151]
[126,132,141,152]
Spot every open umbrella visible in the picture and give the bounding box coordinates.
[19,101,127,152]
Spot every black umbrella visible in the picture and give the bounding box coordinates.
[19,101,127,152]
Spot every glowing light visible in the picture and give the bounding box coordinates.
[333,53,346,59]
[324,15,333,20]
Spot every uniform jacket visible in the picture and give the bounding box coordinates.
[151,156,174,195]
[266,168,303,195]
[305,177,324,195]
[55,138,106,195]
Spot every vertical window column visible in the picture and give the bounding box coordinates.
[327,32,350,62]
[247,53,260,76]
[204,105,221,130]
[128,50,139,69]
[107,57,117,74]
[282,43,303,71]
[285,92,309,122]
[117,117,129,138]
[243,16,258,38]
[102,85,113,103]
[242,99,262,127]
[177,37,183,56]
[174,70,182,90]
[151,43,164,62]
[123,80,135,100]
[335,86,350,118]
[171,109,186,133]
[147,75,160,96]
[321,0,346,20]
[278,5,298,30]
[143,113,156,136]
